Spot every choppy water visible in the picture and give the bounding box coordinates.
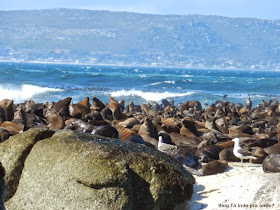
[0,62,280,107]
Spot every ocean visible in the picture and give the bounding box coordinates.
[0,62,280,108]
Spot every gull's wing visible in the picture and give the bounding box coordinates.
[237,148,253,156]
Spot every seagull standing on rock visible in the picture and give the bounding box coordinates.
[232,138,257,164]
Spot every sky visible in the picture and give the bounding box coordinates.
[1,0,280,20]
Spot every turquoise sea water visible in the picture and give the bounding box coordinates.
[0,62,280,107]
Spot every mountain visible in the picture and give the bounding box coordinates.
[1,8,280,70]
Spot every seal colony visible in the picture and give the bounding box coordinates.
[0,96,280,175]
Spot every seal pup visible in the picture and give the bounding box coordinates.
[199,160,229,176]
[232,138,257,164]
[262,154,280,173]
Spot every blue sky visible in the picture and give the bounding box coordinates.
[1,0,280,20]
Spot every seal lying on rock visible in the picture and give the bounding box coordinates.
[64,119,119,139]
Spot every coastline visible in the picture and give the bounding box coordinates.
[1,60,279,72]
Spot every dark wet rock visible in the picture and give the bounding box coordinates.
[0,162,5,210]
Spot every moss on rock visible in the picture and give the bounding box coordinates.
[5,130,194,210]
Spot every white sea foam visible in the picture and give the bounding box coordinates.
[183,75,193,77]
[164,81,175,84]
[110,89,195,102]
[0,84,63,102]
[144,82,162,87]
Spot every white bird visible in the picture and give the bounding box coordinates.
[232,138,257,164]
[158,134,178,156]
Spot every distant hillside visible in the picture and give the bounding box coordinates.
[0,8,280,70]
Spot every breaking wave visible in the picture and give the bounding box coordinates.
[0,84,63,102]
[110,89,195,102]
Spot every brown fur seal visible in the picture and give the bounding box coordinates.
[169,132,200,147]
[219,148,240,162]
[0,127,10,142]
[91,125,120,139]
[180,100,202,113]
[12,107,27,131]
[200,160,228,175]
[64,119,93,132]
[138,117,158,148]
[92,97,106,111]
[25,102,45,118]
[65,119,119,139]
[118,117,140,129]
[0,99,14,121]
[204,116,222,134]
[52,97,72,118]
[263,144,280,155]
[0,121,22,134]
[84,110,104,121]
[109,96,127,120]
[161,117,181,133]
[163,104,177,116]
[69,97,91,118]
[180,117,200,137]
[262,154,280,173]
[246,97,252,110]
[140,103,158,117]
[116,126,144,144]
[44,109,65,131]
[250,147,268,164]
[0,107,6,125]
[196,140,234,163]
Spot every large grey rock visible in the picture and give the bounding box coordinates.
[5,130,195,210]
[0,128,55,200]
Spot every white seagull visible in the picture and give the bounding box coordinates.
[158,134,178,156]
[232,138,257,164]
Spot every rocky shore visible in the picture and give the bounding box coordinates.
[0,96,280,209]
